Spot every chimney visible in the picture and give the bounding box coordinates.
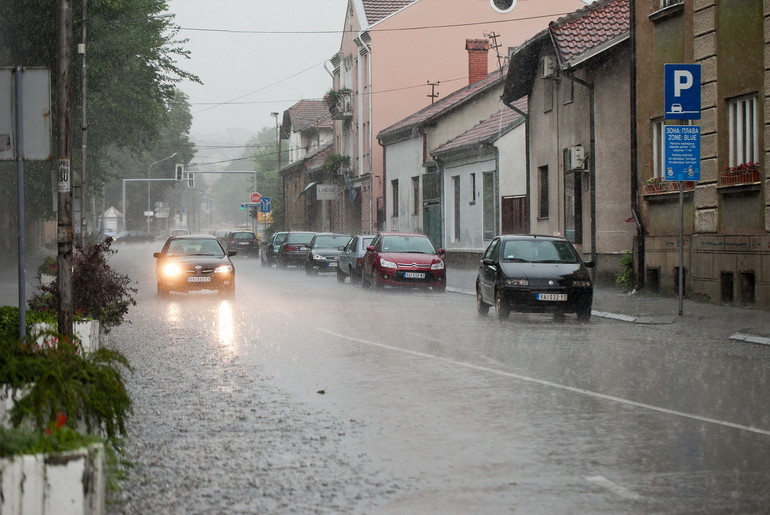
[466,39,490,85]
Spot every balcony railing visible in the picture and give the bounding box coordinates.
[643,178,696,195]
[718,164,761,187]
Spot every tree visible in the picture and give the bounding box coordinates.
[0,0,199,251]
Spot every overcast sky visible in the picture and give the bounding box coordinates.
[166,0,348,150]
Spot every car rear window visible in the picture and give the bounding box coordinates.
[231,232,255,241]
[287,232,314,243]
[313,235,347,248]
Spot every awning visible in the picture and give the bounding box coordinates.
[300,181,317,195]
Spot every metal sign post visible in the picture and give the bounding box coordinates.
[664,63,701,316]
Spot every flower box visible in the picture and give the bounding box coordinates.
[719,163,761,186]
[0,443,106,515]
[31,319,101,354]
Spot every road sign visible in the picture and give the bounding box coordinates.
[664,125,700,181]
[249,192,262,203]
[665,63,701,120]
[260,197,271,213]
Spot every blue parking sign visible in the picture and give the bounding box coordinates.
[260,197,271,213]
[665,64,701,119]
[664,125,700,181]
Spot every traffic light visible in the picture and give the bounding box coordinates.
[175,164,184,181]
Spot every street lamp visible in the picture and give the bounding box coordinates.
[147,152,177,234]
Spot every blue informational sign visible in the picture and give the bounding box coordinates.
[260,197,272,213]
[665,63,701,120]
[664,125,701,181]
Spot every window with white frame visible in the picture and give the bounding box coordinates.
[652,119,665,178]
[728,94,758,167]
[660,0,683,7]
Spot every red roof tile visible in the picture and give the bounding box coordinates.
[286,99,332,132]
[549,0,629,65]
[361,0,418,25]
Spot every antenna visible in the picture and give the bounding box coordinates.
[427,80,440,104]
[484,31,508,77]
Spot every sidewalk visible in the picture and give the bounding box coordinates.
[446,265,770,345]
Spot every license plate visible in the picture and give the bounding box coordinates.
[403,272,425,279]
[187,276,211,283]
[536,293,566,301]
[238,242,248,245]
[327,261,336,267]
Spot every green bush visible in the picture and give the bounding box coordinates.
[616,249,634,289]
[28,239,137,332]
[0,334,133,446]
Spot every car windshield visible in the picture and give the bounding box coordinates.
[501,239,579,264]
[381,235,436,254]
[167,239,224,257]
[313,235,346,248]
[287,232,314,243]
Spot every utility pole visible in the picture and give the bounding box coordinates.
[79,0,87,243]
[57,0,74,338]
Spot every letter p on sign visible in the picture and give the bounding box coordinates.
[665,63,701,120]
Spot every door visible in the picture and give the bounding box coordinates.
[501,196,528,234]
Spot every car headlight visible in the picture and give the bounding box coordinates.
[431,260,445,270]
[379,257,397,269]
[573,280,592,287]
[215,264,233,274]
[312,254,326,261]
[161,263,183,278]
[504,278,529,286]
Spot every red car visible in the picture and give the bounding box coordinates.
[361,232,446,292]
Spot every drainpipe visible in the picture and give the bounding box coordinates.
[502,99,531,233]
[564,72,597,275]
[354,30,374,232]
[629,0,644,289]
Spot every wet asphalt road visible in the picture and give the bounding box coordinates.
[45,243,770,513]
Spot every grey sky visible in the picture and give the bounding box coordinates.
[166,0,348,148]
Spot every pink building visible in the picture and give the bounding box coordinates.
[328,0,587,233]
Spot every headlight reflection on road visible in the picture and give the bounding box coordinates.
[217,300,235,348]
[164,302,182,324]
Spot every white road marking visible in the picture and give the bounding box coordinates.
[319,328,770,437]
[585,475,641,500]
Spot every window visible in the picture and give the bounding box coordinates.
[469,173,476,204]
[483,172,495,240]
[412,176,420,215]
[453,176,461,241]
[660,0,683,7]
[538,166,549,219]
[490,0,516,13]
[391,179,399,217]
[728,95,758,167]
[652,119,665,178]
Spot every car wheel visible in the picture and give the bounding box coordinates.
[433,283,446,293]
[495,289,510,320]
[552,311,566,323]
[373,272,385,290]
[361,270,371,289]
[576,304,592,322]
[261,256,268,267]
[157,282,169,298]
[476,286,490,315]
[221,283,235,297]
[337,268,346,283]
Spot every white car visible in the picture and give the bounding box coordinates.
[336,234,375,283]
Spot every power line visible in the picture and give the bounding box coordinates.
[177,11,577,35]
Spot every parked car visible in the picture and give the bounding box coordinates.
[260,231,288,267]
[337,234,375,283]
[214,229,230,244]
[304,233,351,275]
[153,235,236,297]
[475,234,594,322]
[276,231,315,268]
[169,228,190,237]
[224,230,259,258]
[102,227,117,240]
[113,230,155,243]
[361,232,446,292]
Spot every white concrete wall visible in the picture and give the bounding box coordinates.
[442,155,497,251]
[0,444,106,515]
[385,138,424,233]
